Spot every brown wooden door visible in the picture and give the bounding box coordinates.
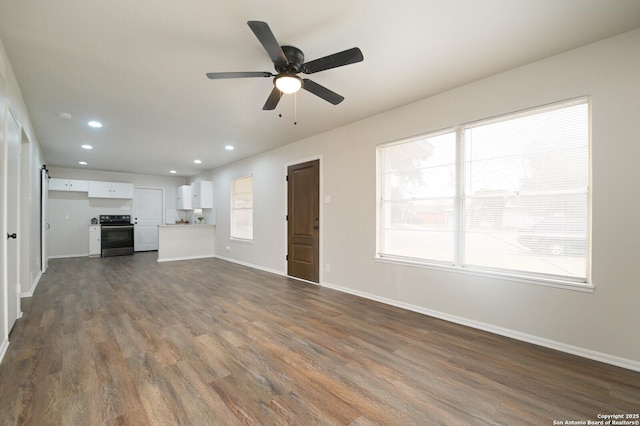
[287,160,320,282]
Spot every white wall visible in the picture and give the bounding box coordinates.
[1,47,44,295]
[1,38,46,360]
[198,29,640,370]
[47,167,187,257]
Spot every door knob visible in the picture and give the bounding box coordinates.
[7,233,17,239]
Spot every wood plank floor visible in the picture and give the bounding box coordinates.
[1,253,638,425]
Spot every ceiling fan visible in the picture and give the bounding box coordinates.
[206,21,364,110]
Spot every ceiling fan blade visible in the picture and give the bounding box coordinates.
[263,87,283,110]
[302,79,344,105]
[206,71,273,79]
[301,47,363,74]
[247,21,288,67]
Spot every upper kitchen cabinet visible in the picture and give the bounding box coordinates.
[49,178,89,192]
[191,181,213,209]
[88,181,134,199]
[176,185,192,210]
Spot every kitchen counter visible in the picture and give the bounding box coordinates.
[157,224,214,262]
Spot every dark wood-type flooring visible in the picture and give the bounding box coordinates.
[1,253,638,425]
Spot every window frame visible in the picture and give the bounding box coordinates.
[376,98,593,292]
[230,175,254,241]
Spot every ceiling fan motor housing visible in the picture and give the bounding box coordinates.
[278,46,305,73]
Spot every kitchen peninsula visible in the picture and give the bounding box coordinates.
[157,224,215,262]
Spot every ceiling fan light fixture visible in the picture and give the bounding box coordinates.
[206,21,363,110]
[275,75,302,94]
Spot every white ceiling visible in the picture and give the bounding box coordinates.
[1,1,640,177]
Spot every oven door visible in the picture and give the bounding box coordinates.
[101,225,134,257]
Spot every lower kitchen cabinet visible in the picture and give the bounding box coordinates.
[89,225,101,257]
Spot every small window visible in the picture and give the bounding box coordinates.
[377,99,590,287]
[231,176,253,240]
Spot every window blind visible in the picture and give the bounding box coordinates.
[378,99,590,284]
[231,176,254,240]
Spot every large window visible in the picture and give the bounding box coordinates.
[377,99,590,287]
[231,176,253,240]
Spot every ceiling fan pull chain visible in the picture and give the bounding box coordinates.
[294,92,298,125]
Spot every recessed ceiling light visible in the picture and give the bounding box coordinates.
[88,121,102,128]
[225,145,234,151]
[78,161,88,165]
[193,159,202,164]
[81,144,93,150]
[169,170,177,174]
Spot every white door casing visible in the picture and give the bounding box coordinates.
[133,187,162,251]
[40,166,48,273]
[19,130,31,295]
[0,72,7,343]
[6,109,22,330]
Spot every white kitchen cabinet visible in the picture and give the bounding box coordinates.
[176,185,192,210]
[88,181,112,197]
[111,182,134,198]
[88,181,134,199]
[89,225,101,256]
[191,181,213,209]
[49,178,89,192]
[48,178,68,191]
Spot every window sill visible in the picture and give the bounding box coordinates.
[230,238,254,244]
[374,256,594,293]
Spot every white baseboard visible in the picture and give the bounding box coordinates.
[321,281,640,373]
[0,338,8,365]
[214,255,284,277]
[157,254,215,263]
[48,253,88,260]
[207,256,640,371]
[286,275,321,286]
[20,270,42,298]
[213,256,323,287]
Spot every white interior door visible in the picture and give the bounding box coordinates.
[6,110,21,330]
[0,73,7,341]
[133,188,162,251]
